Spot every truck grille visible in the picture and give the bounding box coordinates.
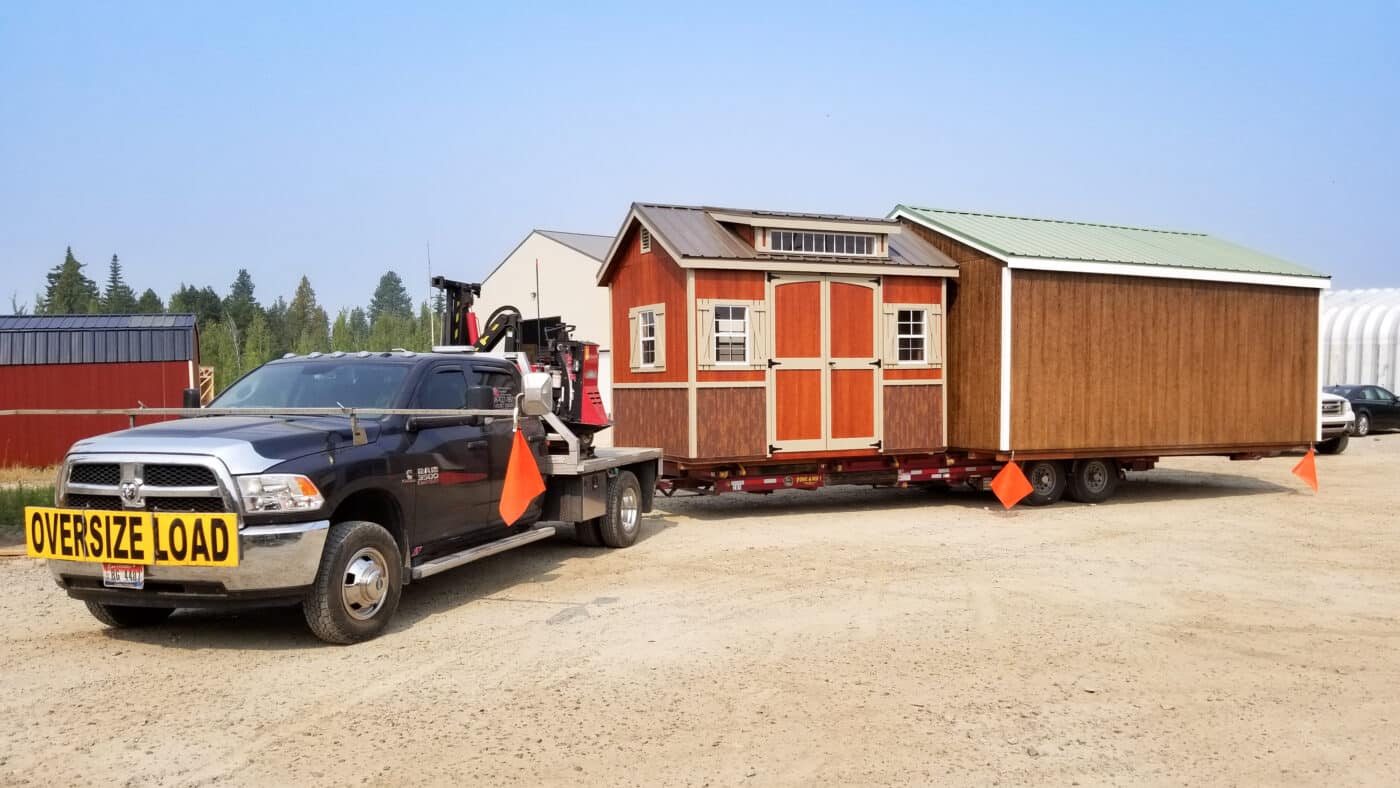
[1322,401,1343,415]
[63,459,233,514]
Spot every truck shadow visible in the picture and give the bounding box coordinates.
[98,519,674,651]
[653,468,1293,521]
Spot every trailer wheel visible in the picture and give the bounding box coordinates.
[1317,434,1349,455]
[85,602,175,628]
[303,521,403,645]
[1021,460,1067,506]
[1067,458,1119,503]
[598,470,642,548]
[574,518,604,547]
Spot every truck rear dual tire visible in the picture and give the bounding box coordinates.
[303,521,403,645]
[85,602,175,628]
[598,470,642,548]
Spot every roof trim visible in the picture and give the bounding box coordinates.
[597,204,688,285]
[482,229,612,285]
[1006,256,1331,289]
[535,229,613,261]
[890,206,1329,289]
[707,210,902,235]
[673,258,958,278]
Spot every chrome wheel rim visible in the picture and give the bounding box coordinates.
[1358,414,1369,436]
[1082,461,1109,494]
[341,547,389,621]
[620,487,640,535]
[1030,464,1057,496]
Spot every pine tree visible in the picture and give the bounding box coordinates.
[199,319,239,392]
[224,269,260,335]
[101,254,139,313]
[38,247,100,314]
[368,271,413,324]
[330,309,353,351]
[265,297,291,357]
[242,311,274,370]
[348,307,369,349]
[169,284,223,324]
[286,276,319,351]
[136,288,164,313]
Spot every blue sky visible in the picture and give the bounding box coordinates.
[2,1,1396,313]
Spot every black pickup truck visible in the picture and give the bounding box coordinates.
[27,351,660,643]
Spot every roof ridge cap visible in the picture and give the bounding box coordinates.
[910,206,1207,238]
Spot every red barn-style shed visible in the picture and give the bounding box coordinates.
[0,314,199,467]
[598,203,958,466]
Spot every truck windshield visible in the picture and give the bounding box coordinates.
[212,362,410,411]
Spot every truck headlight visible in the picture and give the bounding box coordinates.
[1344,400,1353,415]
[236,474,324,512]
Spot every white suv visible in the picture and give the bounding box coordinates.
[1319,391,1355,454]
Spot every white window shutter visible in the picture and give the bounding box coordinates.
[748,301,769,369]
[653,306,667,370]
[628,312,641,371]
[929,304,943,365]
[696,301,714,369]
[882,303,898,366]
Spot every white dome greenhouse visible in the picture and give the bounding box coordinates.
[1321,288,1400,391]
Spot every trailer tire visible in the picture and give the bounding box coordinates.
[1067,458,1119,503]
[1317,434,1349,455]
[85,601,175,628]
[1021,460,1067,506]
[599,470,642,548]
[303,521,403,645]
[574,518,604,546]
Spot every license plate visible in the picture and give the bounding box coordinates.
[103,563,145,589]
[24,507,240,567]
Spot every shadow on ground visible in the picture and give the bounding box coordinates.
[98,516,674,651]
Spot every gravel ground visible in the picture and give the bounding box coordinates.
[1,437,1398,786]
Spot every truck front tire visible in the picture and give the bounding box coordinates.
[1317,434,1349,455]
[599,470,643,548]
[85,601,175,628]
[303,521,403,645]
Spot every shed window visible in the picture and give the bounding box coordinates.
[769,230,879,256]
[713,305,748,364]
[627,303,666,372]
[897,309,926,363]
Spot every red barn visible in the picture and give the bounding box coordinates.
[0,314,199,467]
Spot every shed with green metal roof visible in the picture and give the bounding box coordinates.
[890,205,1326,460]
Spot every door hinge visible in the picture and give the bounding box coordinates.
[870,440,882,450]
[767,272,780,281]
[769,444,783,454]
[869,277,881,284]
[869,359,882,367]
[768,358,782,368]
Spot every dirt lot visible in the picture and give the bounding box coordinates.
[1,438,1398,786]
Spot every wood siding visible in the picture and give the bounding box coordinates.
[695,269,767,382]
[883,385,944,452]
[697,388,766,458]
[610,222,688,384]
[612,387,689,457]
[882,275,943,305]
[1010,271,1319,451]
[902,222,1003,452]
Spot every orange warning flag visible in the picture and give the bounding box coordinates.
[990,462,1034,510]
[500,429,546,526]
[1292,448,1319,492]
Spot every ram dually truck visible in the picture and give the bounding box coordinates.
[25,350,659,643]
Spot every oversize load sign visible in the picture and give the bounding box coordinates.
[25,507,239,567]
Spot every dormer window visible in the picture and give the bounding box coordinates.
[768,230,879,256]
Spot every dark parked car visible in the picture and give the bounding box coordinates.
[1324,385,1400,436]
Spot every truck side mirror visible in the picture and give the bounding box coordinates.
[182,387,201,409]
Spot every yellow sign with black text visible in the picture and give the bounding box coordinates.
[24,507,240,567]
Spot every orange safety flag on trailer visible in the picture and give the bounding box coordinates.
[990,462,1034,510]
[500,429,546,526]
[1292,448,1319,492]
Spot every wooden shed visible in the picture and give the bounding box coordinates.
[597,204,959,465]
[889,206,1331,458]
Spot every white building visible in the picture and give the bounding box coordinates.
[477,229,616,439]
[1322,288,1400,391]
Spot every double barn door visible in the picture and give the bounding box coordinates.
[768,275,879,452]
